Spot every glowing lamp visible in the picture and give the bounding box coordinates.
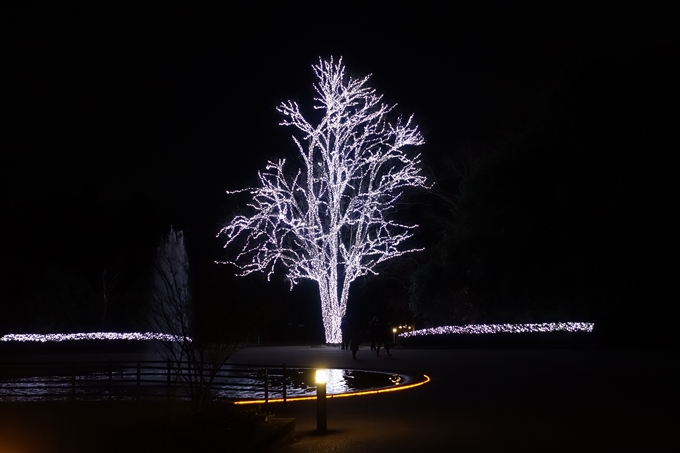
[316,369,328,432]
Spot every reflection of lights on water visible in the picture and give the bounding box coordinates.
[399,322,594,338]
[264,369,407,397]
[0,368,172,402]
[2,367,420,403]
[234,374,430,405]
[0,332,190,343]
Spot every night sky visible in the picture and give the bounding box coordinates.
[1,3,676,339]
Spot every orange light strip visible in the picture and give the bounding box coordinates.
[233,374,430,405]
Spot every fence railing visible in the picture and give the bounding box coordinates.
[0,360,291,403]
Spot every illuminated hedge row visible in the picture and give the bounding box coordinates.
[0,332,190,343]
[398,322,594,338]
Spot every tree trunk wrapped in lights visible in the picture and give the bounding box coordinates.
[218,57,427,343]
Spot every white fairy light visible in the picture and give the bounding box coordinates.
[398,322,594,338]
[218,57,427,343]
[0,332,191,343]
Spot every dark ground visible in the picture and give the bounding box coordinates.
[0,400,268,452]
[230,345,679,452]
[0,344,677,452]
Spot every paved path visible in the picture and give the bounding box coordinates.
[229,345,679,452]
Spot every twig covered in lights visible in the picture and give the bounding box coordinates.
[399,322,594,337]
[218,57,427,343]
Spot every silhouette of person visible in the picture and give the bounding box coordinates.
[340,315,349,350]
[369,316,379,350]
[349,326,361,360]
[370,316,391,357]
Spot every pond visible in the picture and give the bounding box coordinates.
[0,364,422,402]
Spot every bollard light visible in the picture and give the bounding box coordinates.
[316,369,327,432]
[392,327,397,344]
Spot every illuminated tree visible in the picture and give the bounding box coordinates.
[218,57,427,343]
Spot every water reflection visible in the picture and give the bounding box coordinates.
[0,367,413,401]
[214,367,413,399]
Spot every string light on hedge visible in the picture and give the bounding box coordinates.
[398,322,594,338]
[0,332,191,343]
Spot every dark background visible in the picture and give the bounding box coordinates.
[1,2,676,344]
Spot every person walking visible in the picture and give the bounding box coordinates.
[369,316,379,351]
[370,316,392,357]
[349,325,361,360]
[340,315,349,350]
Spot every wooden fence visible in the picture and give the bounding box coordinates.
[0,360,291,403]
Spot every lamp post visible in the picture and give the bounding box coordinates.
[316,369,327,433]
[392,327,397,344]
